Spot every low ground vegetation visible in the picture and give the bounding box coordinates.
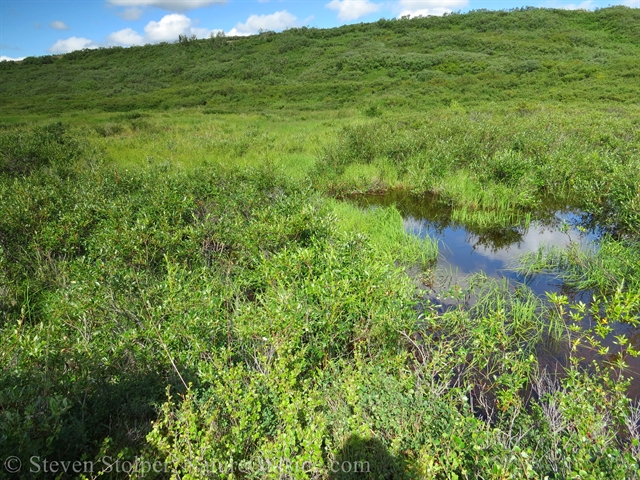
[1,7,640,479]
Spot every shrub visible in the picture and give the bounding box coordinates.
[0,122,82,175]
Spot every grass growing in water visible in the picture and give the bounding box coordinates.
[330,199,438,269]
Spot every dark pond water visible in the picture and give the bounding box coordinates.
[348,190,640,398]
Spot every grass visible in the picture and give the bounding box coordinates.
[90,110,327,176]
[2,112,637,480]
[519,238,640,293]
[1,7,640,479]
[329,199,438,269]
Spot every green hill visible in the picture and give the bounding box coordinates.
[2,6,640,115]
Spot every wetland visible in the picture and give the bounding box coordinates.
[2,7,640,478]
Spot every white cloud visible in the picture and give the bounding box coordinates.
[118,7,144,20]
[190,26,211,37]
[227,10,297,36]
[48,11,231,55]
[106,13,212,46]
[144,13,190,41]
[108,28,145,46]
[542,0,600,8]
[107,0,225,12]
[34,22,42,29]
[325,0,381,20]
[48,37,98,53]
[395,0,467,18]
[0,56,25,62]
[50,20,70,30]
[397,6,451,17]
[144,13,210,41]
[558,0,596,9]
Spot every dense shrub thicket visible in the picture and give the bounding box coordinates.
[1,7,639,114]
[0,119,639,479]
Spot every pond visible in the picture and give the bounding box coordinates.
[348,190,640,398]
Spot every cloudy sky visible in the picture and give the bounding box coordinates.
[1,0,637,61]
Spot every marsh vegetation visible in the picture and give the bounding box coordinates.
[1,7,640,479]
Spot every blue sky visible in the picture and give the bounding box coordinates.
[1,0,637,60]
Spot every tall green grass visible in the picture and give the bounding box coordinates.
[313,106,640,236]
[2,8,640,116]
[329,199,438,269]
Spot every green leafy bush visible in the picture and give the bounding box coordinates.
[0,122,82,175]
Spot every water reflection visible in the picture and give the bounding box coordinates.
[349,191,592,290]
[348,191,640,398]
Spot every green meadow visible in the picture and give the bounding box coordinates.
[1,7,640,478]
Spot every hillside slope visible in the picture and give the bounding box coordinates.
[1,6,639,115]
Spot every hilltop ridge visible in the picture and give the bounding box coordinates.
[1,6,639,115]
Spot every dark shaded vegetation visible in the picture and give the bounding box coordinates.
[329,435,407,479]
[0,122,85,175]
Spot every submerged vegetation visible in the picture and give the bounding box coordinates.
[1,7,640,478]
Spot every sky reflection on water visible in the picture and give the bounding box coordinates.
[349,192,640,398]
